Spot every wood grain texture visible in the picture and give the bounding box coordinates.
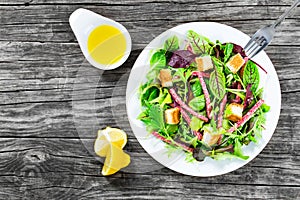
[0,0,299,199]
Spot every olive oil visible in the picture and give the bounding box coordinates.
[87,25,127,65]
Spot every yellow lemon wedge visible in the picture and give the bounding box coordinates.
[94,127,127,157]
[94,127,130,176]
[101,143,130,176]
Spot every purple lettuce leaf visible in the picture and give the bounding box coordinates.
[168,50,197,68]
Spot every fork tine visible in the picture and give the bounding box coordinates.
[246,43,260,58]
[244,36,261,56]
[248,40,268,58]
[244,36,258,51]
[244,38,254,50]
[244,41,257,52]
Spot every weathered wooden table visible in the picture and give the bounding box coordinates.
[0,0,299,199]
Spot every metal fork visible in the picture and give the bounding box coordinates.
[244,0,300,59]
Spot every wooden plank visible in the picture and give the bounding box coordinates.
[0,0,296,6]
[0,138,298,199]
[0,3,299,44]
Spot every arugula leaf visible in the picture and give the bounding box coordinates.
[233,138,249,160]
[164,36,179,52]
[190,116,204,131]
[253,112,266,134]
[211,152,247,160]
[185,152,197,163]
[209,69,226,100]
[223,43,234,63]
[178,120,195,141]
[243,61,260,93]
[222,119,231,130]
[255,88,264,98]
[148,104,167,134]
[137,108,149,120]
[188,95,205,111]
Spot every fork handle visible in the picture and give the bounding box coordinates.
[272,0,300,28]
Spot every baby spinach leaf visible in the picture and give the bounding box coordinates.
[243,61,260,93]
[150,49,166,67]
[223,43,234,62]
[164,36,179,52]
[209,69,226,100]
[161,89,172,107]
[188,95,205,111]
[147,49,167,80]
[190,78,203,97]
[190,116,204,131]
[150,88,172,108]
[166,124,178,135]
[261,103,270,113]
[140,85,160,107]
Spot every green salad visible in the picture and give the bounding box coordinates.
[138,30,270,161]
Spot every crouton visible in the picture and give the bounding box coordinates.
[201,126,220,146]
[225,103,243,122]
[226,53,245,74]
[164,107,180,124]
[159,69,173,87]
[195,55,213,72]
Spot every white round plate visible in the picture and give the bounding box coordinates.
[126,22,281,176]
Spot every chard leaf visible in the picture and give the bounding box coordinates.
[188,95,205,111]
[209,69,226,100]
[187,30,212,54]
[164,36,179,52]
[243,61,260,93]
[173,68,192,101]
